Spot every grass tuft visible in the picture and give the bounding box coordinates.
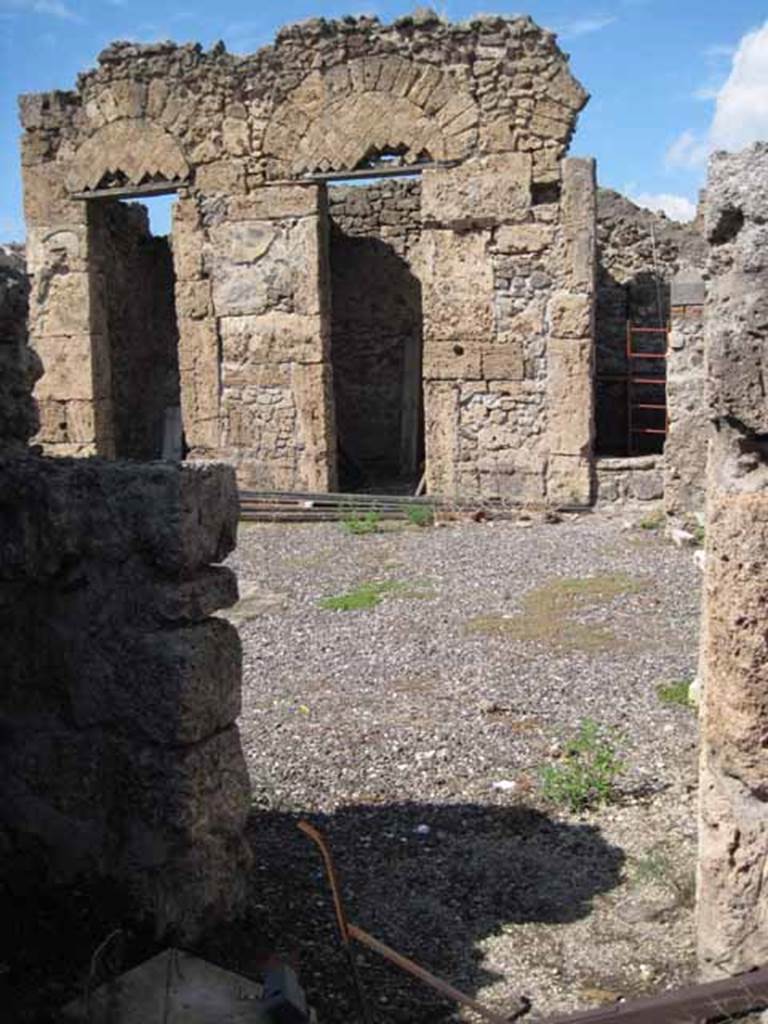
[319,579,436,611]
[341,510,381,535]
[406,504,434,528]
[656,679,695,709]
[540,718,624,813]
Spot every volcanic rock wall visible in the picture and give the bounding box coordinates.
[697,143,768,977]
[0,247,250,938]
[20,13,594,501]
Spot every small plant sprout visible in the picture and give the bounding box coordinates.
[639,508,665,531]
[341,509,381,535]
[656,679,695,709]
[406,504,434,528]
[540,718,625,812]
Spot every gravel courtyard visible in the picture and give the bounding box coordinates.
[222,513,702,1023]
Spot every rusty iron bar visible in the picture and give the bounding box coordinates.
[347,923,524,1024]
[540,964,768,1024]
[298,822,768,1024]
[297,821,373,1024]
[298,821,528,1024]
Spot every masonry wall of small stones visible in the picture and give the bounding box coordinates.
[0,240,251,939]
[594,191,707,517]
[328,179,423,484]
[20,13,595,502]
[89,200,181,460]
[697,142,768,977]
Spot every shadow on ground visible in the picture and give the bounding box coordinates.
[202,801,626,1024]
[1,801,624,1022]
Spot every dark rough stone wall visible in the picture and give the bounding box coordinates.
[329,179,423,487]
[595,190,705,455]
[93,202,181,459]
[0,244,39,452]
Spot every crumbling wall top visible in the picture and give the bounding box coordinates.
[19,12,588,200]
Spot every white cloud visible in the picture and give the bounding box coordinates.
[4,0,84,21]
[710,22,768,150]
[555,15,616,40]
[665,129,709,170]
[630,191,698,223]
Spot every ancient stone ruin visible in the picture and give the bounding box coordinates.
[0,243,251,940]
[696,143,768,979]
[6,6,768,1011]
[16,14,609,508]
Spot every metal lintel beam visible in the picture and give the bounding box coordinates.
[300,160,458,183]
[71,181,186,201]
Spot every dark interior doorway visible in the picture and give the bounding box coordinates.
[89,193,183,461]
[328,179,425,493]
[595,274,668,457]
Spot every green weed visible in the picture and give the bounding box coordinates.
[406,504,434,528]
[341,510,381,535]
[540,719,624,812]
[319,579,436,611]
[656,679,694,709]
[639,509,665,531]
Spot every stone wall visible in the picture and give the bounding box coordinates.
[328,179,423,486]
[595,190,705,457]
[420,154,596,504]
[1,237,251,940]
[19,12,590,500]
[91,200,181,460]
[697,143,768,978]
[593,454,663,508]
[0,244,39,453]
[0,459,250,939]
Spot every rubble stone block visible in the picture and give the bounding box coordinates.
[422,153,532,227]
[421,229,494,340]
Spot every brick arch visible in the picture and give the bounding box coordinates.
[263,55,479,178]
[65,118,190,193]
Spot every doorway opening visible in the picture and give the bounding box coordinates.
[595,273,668,457]
[88,192,183,461]
[327,176,425,493]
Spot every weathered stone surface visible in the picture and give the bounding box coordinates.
[19,13,599,503]
[421,153,532,227]
[698,477,768,977]
[697,145,768,978]
[495,223,553,254]
[547,338,592,456]
[421,229,494,340]
[664,296,706,518]
[0,451,250,940]
[0,246,39,453]
[65,118,189,193]
[547,293,591,338]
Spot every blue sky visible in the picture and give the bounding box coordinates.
[2,0,768,240]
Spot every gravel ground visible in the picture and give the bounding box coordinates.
[221,512,702,1023]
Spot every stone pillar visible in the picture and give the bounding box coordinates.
[697,143,768,977]
[173,193,221,456]
[664,269,706,521]
[545,157,596,506]
[0,458,251,941]
[201,183,336,490]
[420,152,595,504]
[20,97,115,457]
